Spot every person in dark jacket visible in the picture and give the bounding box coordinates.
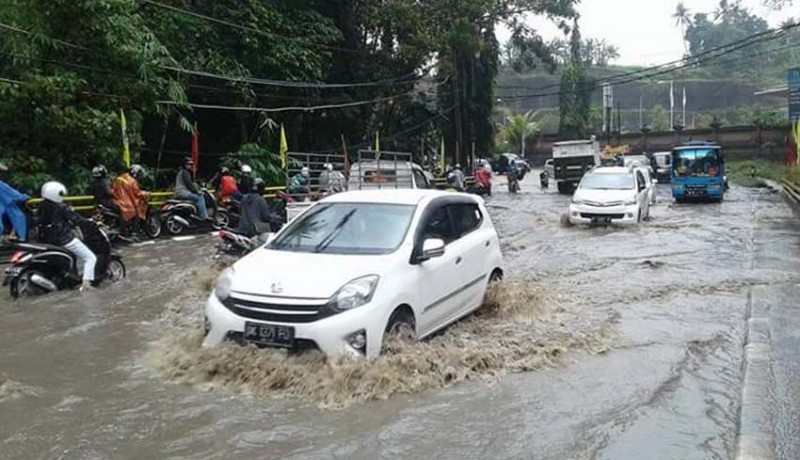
[173,157,209,220]
[238,178,277,237]
[38,181,97,291]
[91,165,116,209]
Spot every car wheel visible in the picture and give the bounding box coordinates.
[385,308,416,342]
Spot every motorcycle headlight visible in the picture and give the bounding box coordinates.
[214,267,235,302]
[332,275,379,311]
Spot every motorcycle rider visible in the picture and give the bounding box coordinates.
[448,163,465,191]
[113,164,152,237]
[508,159,521,193]
[238,178,278,237]
[239,164,253,196]
[0,163,29,242]
[210,166,240,203]
[173,157,210,221]
[321,163,345,195]
[474,160,492,196]
[38,181,97,291]
[91,165,118,212]
[287,166,311,200]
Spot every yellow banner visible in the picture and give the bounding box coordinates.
[120,109,130,168]
[279,124,288,170]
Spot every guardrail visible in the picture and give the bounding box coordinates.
[23,178,476,214]
[783,179,800,205]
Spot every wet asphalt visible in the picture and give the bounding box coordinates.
[0,176,799,460]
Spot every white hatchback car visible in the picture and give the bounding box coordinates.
[204,189,504,358]
[568,166,652,226]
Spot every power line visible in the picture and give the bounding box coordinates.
[496,21,799,95]
[139,0,363,55]
[495,25,797,102]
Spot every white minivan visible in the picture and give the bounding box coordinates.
[568,166,653,226]
[204,189,504,358]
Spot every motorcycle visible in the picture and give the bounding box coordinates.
[3,220,126,298]
[161,187,223,235]
[540,171,550,188]
[93,203,162,241]
[507,172,521,194]
[217,197,241,229]
[214,229,263,259]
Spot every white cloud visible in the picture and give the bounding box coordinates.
[498,0,797,66]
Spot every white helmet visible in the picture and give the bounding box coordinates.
[324,163,333,171]
[301,166,310,177]
[42,181,67,203]
[241,164,252,175]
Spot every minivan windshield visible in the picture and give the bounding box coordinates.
[580,173,635,190]
[268,203,416,255]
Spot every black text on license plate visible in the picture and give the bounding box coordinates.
[243,322,294,348]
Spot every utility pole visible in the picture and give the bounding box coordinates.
[603,84,613,145]
[616,102,622,143]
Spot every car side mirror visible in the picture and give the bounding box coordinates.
[418,238,445,262]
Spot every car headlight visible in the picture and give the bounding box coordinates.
[624,199,637,206]
[332,275,379,311]
[214,267,234,302]
[707,184,722,190]
[572,198,586,205]
[672,184,684,190]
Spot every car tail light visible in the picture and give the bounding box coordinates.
[9,251,25,264]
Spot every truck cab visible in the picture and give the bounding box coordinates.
[670,142,726,202]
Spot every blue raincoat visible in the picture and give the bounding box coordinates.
[0,179,29,241]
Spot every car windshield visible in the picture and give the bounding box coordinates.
[580,173,635,190]
[673,149,721,177]
[268,203,416,255]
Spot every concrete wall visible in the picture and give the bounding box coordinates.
[524,125,793,166]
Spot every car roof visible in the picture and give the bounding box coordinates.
[589,166,633,175]
[320,189,460,205]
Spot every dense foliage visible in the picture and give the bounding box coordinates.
[0,0,579,193]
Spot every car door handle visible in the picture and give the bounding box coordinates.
[455,256,462,265]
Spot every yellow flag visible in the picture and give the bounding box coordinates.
[120,109,130,168]
[794,121,800,166]
[439,138,445,172]
[279,124,288,170]
[375,132,381,161]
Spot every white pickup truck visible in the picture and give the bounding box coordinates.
[285,151,433,222]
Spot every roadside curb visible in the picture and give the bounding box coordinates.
[736,288,775,460]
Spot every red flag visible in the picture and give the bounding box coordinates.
[191,122,199,176]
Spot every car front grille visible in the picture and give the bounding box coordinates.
[224,331,320,352]
[580,213,625,219]
[583,200,624,207]
[223,296,331,324]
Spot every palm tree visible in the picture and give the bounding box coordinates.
[501,110,539,156]
[673,2,692,56]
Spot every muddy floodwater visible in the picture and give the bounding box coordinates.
[2,179,799,460]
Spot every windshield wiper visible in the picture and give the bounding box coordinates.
[314,208,357,253]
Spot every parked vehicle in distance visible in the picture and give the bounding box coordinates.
[652,152,672,182]
[568,165,653,226]
[671,141,726,202]
[203,189,504,358]
[623,155,654,176]
[494,153,530,178]
[544,159,554,179]
[552,138,602,194]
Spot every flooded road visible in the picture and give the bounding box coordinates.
[1,178,799,460]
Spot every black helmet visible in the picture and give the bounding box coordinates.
[251,177,265,194]
[91,165,108,178]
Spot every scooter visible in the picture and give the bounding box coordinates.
[508,172,521,194]
[3,220,126,298]
[214,230,263,259]
[93,203,162,241]
[540,171,549,188]
[161,187,222,235]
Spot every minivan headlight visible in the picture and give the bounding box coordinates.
[624,199,637,206]
[572,198,587,205]
[332,275,379,311]
[214,267,234,302]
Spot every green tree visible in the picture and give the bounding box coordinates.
[500,110,539,155]
[558,19,593,139]
[650,105,670,131]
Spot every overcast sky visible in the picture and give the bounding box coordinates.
[498,0,797,66]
